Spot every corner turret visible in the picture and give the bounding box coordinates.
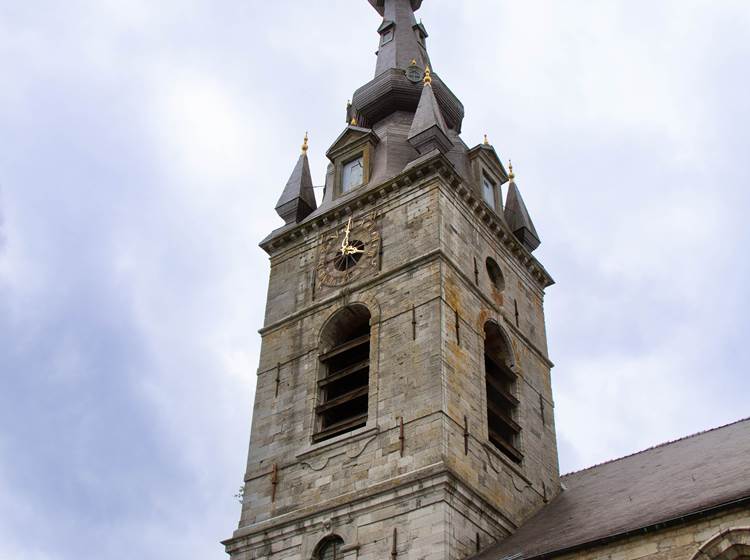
[504,162,541,251]
[408,66,452,155]
[275,133,317,224]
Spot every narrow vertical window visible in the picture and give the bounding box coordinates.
[482,175,496,209]
[484,322,522,462]
[315,305,371,442]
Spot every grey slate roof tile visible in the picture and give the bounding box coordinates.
[504,180,540,252]
[275,151,317,224]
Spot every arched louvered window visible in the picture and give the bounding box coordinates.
[484,321,522,463]
[315,536,344,560]
[314,305,371,442]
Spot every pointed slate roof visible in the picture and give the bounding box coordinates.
[275,136,317,224]
[504,171,540,252]
[470,418,750,560]
[407,68,452,155]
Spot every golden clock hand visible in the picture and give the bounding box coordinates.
[344,246,365,255]
[341,217,352,251]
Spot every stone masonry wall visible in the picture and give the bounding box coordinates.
[436,187,560,559]
[227,169,558,560]
[551,507,750,560]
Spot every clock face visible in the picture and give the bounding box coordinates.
[317,215,380,287]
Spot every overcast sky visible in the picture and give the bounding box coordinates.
[1,1,749,558]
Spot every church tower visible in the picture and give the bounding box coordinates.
[224,2,560,559]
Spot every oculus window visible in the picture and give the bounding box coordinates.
[486,257,505,291]
[342,156,364,193]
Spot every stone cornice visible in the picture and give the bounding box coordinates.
[260,152,553,289]
[223,458,517,553]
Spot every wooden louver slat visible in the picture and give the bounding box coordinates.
[316,386,369,414]
[319,334,370,362]
[318,360,369,388]
[486,374,520,406]
[312,412,368,442]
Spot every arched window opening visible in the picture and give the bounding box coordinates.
[691,528,750,560]
[486,257,505,292]
[484,322,522,463]
[315,305,371,442]
[315,536,345,560]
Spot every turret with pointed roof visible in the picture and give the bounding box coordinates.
[408,66,452,154]
[504,162,541,252]
[274,133,317,224]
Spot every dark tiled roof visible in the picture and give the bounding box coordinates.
[474,418,750,560]
[504,180,540,252]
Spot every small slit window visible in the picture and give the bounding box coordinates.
[484,322,522,463]
[381,29,394,46]
[315,305,371,442]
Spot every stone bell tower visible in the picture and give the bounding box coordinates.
[223,2,560,559]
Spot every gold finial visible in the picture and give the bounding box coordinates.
[301,132,309,154]
[508,160,515,180]
[424,65,432,86]
[483,134,489,145]
[350,116,357,126]
[410,59,417,65]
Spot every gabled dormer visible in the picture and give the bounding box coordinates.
[468,138,509,215]
[321,125,380,204]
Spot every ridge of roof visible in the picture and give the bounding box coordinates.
[562,416,750,479]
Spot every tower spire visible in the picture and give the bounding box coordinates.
[368,0,430,78]
[351,0,464,133]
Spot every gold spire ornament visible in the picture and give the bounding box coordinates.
[350,117,357,126]
[301,132,309,154]
[483,134,489,145]
[508,160,515,180]
[424,65,432,86]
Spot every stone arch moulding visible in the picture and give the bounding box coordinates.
[306,533,347,560]
[319,294,382,330]
[482,318,517,370]
[692,527,750,560]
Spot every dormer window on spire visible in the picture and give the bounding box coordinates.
[482,174,498,210]
[342,156,364,193]
[378,20,395,46]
